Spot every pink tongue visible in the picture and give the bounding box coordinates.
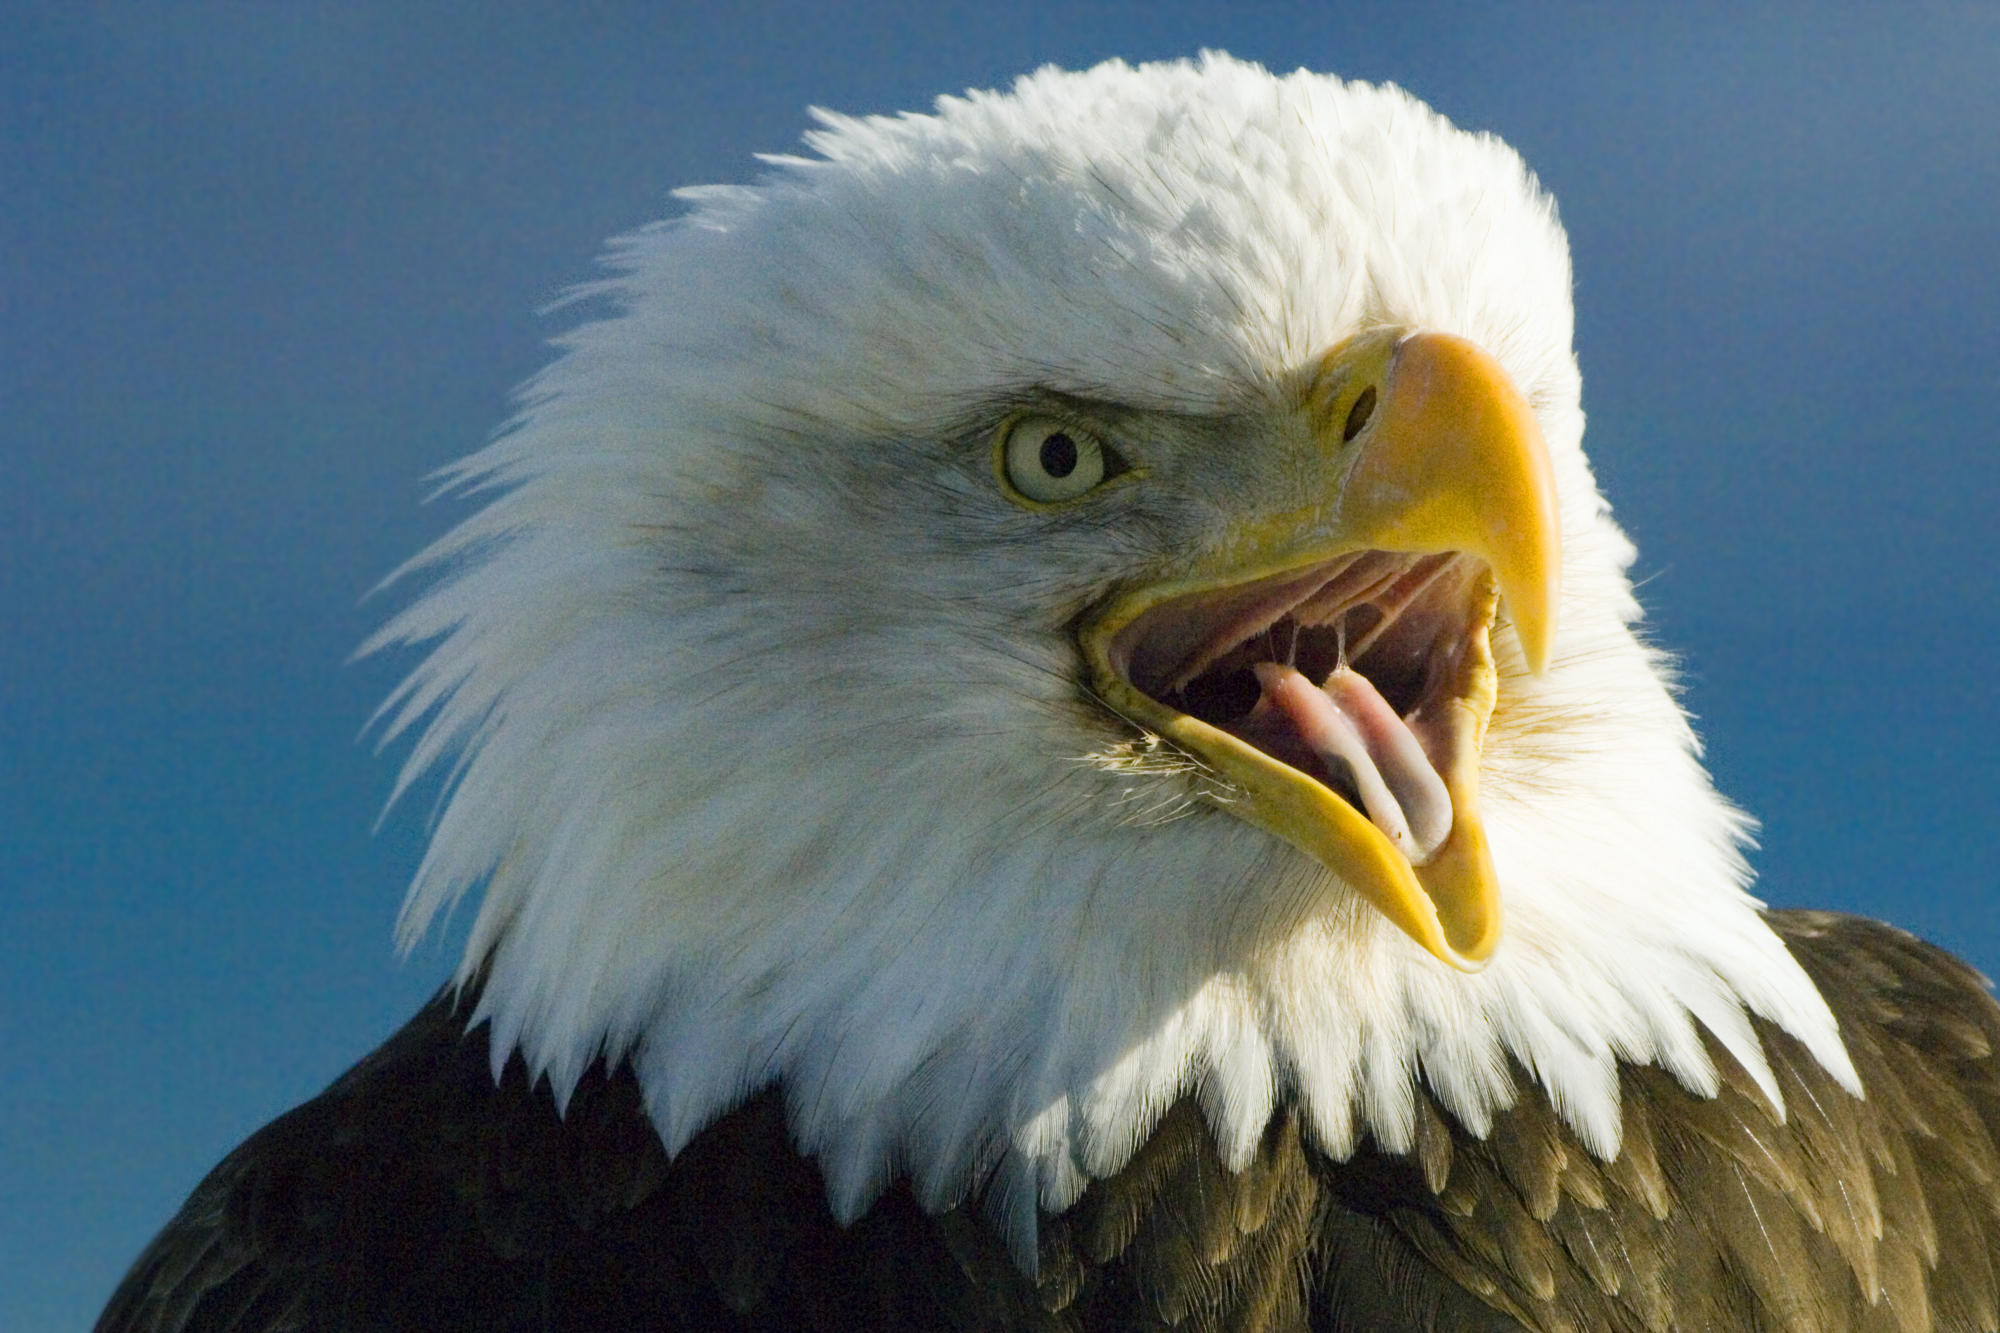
[1249,662,1453,864]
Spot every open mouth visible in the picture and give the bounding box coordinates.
[1063,330,1555,968]
[1102,550,1492,867]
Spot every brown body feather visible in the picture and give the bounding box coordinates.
[98,913,2000,1332]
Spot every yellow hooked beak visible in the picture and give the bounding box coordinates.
[1080,331,1560,970]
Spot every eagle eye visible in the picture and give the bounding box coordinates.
[998,416,1115,505]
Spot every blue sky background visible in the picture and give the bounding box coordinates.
[6,4,1997,1327]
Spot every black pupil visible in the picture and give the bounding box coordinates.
[1039,432,1079,478]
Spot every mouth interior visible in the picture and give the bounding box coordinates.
[1109,551,1483,864]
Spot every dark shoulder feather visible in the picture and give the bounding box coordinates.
[99,910,2000,1332]
[97,987,1509,1332]
[1354,910,2000,1332]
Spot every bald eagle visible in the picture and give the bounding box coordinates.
[101,56,2000,1332]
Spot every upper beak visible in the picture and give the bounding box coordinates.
[1080,330,1560,969]
[1336,332,1559,675]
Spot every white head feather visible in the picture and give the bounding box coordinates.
[370,54,1856,1254]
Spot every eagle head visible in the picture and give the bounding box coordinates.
[372,54,1855,1250]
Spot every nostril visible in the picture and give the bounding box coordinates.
[1342,386,1377,443]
